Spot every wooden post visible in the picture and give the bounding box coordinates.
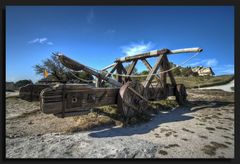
[141,58,162,82]
[116,62,123,83]
[143,55,164,88]
[125,60,138,82]
[163,55,176,85]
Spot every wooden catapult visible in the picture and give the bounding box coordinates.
[19,47,203,119]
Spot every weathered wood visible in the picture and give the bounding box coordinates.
[143,55,164,88]
[163,55,176,85]
[115,49,169,63]
[57,54,122,87]
[141,58,162,82]
[118,63,127,74]
[19,84,51,101]
[101,63,116,71]
[40,84,119,114]
[116,63,123,83]
[118,81,149,118]
[125,60,138,82]
[105,63,118,77]
[115,47,202,63]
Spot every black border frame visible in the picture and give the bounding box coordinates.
[1,0,239,163]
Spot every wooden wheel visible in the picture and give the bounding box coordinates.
[175,84,187,105]
[117,81,149,119]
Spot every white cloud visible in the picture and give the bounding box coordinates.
[86,9,95,23]
[28,37,53,45]
[121,41,155,56]
[47,42,53,45]
[189,58,218,67]
[39,38,47,43]
[205,59,218,67]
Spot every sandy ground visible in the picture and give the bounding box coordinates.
[5,89,234,158]
[199,80,234,92]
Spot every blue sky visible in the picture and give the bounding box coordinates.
[6,6,234,82]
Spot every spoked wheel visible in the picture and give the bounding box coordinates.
[117,81,149,121]
[175,84,187,105]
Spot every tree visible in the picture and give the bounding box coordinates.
[140,70,149,75]
[171,67,181,76]
[181,67,194,77]
[15,79,33,88]
[34,53,93,83]
[124,64,138,74]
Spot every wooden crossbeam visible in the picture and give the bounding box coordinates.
[104,63,118,78]
[143,55,164,88]
[125,60,138,82]
[141,58,161,82]
[118,62,127,74]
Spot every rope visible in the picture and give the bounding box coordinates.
[62,51,200,79]
[98,52,200,78]
[65,68,96,83]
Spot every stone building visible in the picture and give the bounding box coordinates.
[192,66,215,76]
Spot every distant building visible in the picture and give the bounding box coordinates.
[6,82,16,91]
[192,66,215,76]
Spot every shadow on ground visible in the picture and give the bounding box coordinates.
[88,100,233,138]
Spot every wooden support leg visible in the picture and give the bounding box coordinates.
[116,63,123,83]
[125,60,138,82]
[163,55,176,85]
[143,55,164,88]
[141,58,162,84]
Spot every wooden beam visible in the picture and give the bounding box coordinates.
[125,60,138,82]
[118,63,127,74]
[57,54,122,87]
[143,55,164,88]
[116,62,123,83]
[115,47,203,63]
[141,58,161,81]
[163,55,176,85]
[104,63,118,78]
[101,63,116,71]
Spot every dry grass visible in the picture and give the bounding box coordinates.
[65,113,115,133]
[65,99,179,133]
[167,75,233,88]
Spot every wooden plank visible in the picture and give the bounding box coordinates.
[163,55,176,85]
[141,58,162,82]
[125,60,138,82]
[101,63,116,71]
[57,55,122,87]
[116,62,123,83]
[143,54,164,88]
[40,87,119,114]
[115,47,202,63]
[104,62,118,78]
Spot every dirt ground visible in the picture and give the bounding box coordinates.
[5,89,234,158]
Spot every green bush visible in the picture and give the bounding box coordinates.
[15,79,33,88]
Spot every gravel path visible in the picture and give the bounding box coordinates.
[5,89,234,158]
[199,80,234,92]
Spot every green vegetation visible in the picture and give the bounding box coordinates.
[34,53,94,83]
[15,79,33,88]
